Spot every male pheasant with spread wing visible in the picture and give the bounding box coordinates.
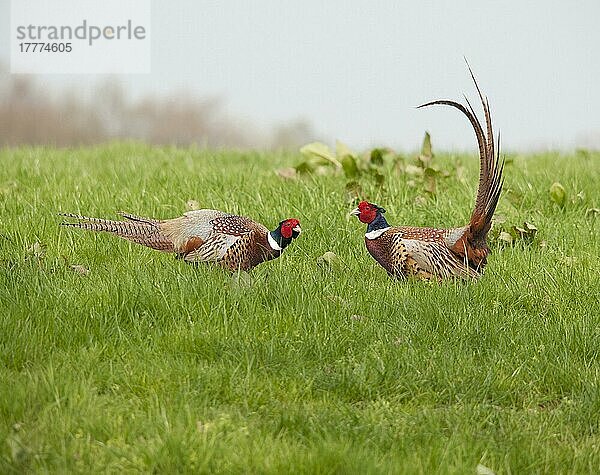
[350,71,503,280]
[61,209,301,271]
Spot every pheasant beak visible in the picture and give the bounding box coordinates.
[349,207,360,217]
[292,225,302,234]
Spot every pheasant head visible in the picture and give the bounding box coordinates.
[350,201,390,238]
[350,201,387,223]
[268,218,301,250]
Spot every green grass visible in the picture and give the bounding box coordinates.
[1,143,599,473]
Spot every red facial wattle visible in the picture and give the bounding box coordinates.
[281,219,300,238]
[357,201,377,224]
[358,209,377,224]
[281,224,292,238]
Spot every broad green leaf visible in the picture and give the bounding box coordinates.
[421,131,433,158]
[498,231,514,244]
[371,170,385,186]
[276,167,297,179]
[335,140,354,159]
[424,176,436,194]
[294,161,316,174]
[512,221,537,243]
[394,160,405,175]
[423,167,439,194]
[405,164,424,176]
[586,207,599,217]
[370,148,384,166]
[382,148,398,162]
[341,155,359,179]
[549,182,566,207]
[424,167,440,176]
[492,215,507,226]
[476,464,496,475]
[300,142,342,168]
[317,251,342,270]
[314,166,332,176]
[418,131,434,167]
[186,199,200,210]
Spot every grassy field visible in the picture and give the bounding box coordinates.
[1,143,599,473]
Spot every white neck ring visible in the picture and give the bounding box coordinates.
[267,233,283,251]
[365,227,390,240]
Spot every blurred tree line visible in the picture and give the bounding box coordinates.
[0,65,316,149]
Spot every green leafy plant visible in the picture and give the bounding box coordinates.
[491,217,538,246]
[290,132,453,203]
[549,182,567,207]
[291,140,396,202]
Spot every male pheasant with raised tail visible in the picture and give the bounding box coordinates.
[61,209,301,271]
[350,70,504,280]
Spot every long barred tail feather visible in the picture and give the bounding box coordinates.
[59,213,174,252]
[417,66,503,241]
[118,212,164,224]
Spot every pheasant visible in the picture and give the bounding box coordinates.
[60,209,301,271]
[350,71,503,280]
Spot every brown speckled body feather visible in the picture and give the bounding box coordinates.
[215,229,281,272]
[366,227,479,280]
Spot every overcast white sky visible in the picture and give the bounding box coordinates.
[1,0,599,151]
